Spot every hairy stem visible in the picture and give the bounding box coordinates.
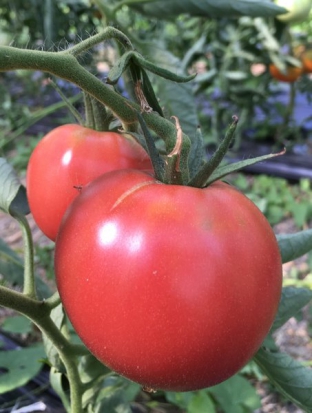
[0,44,183,149]
[44,291,62,310]
[66,26,134,57]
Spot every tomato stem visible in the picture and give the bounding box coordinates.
[163,117,185,185]
[44,291,62,310]
[0,42,190,156]
[83,92,95,129]
[67,27,135,57]
[91,97,112,131]
[136,111,165,181]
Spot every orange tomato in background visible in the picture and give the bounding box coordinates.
[301,51,312,73]
[269,64,302,82]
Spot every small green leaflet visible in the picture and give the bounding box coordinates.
[0,157,29,216]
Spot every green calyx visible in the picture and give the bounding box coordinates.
[138,113,285,188]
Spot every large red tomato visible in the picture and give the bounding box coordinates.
[26,125,152,241]
[55,169,282,392]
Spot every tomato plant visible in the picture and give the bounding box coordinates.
[26,124,152,240]
[2,14,312,413]
[269,64,302,82]
[55,169,282,392]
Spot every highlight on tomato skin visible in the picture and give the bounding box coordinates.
[26,124,153,241]
[269,64,302,82]
[54,168,283,392]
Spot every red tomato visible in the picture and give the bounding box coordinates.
[26,125,152,241]
[55,169,282,392]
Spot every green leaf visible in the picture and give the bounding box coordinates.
[80,354,111,382]
[50,366,70,411]
[205,149,286,186]
[0,158,30,216]
[0,238,51,299]
[107,51,133,84]
[290,202,310,228]
[271,287,312,333]
[2,315,33,334]
[0,344,45,393]
[187,391,216,413]
[107,50,195,85]
[158,79,199,139]
[188,126,205,179]
[135,53,196,83]
[140,69,164,117]
[189,116,239,187]
[136,111,165,181]
[277,229,312,264]
[209,374,261,413]
[0,237,24,285]
[131,0,287,19]
[165,391,194,409]
[254,347,312,412]
[94,378,140,413]
[43,304,66,371]
[138,44,199,138]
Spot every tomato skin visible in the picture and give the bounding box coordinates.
[26,125,152,241]
[269,64,302,82]
[55,169,282,392]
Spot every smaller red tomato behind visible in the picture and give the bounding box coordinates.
[55,169,283,392]
[26,124,152,241]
